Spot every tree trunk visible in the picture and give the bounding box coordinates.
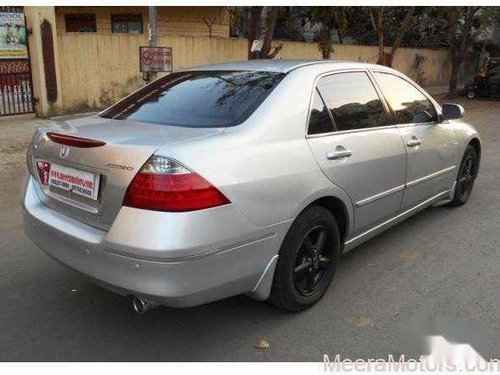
[449,49,462,97]
[447,7,478,97]
[369,7,414,67]
[337,29,344,44]
[247,6,263,59]
[260,7,280,59]
[448,7,481,97]
[368,7,385,65]
[383,52,393,67]
[449,62,459,97]
[318,22,332,59]
[387,7,415,67]
[376,9,385,65]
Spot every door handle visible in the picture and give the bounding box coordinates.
[327,147,352,160]
[406,136,422,147]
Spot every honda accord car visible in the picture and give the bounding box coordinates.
[21,60,481,312]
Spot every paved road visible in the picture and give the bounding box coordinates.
[0,99,499,361]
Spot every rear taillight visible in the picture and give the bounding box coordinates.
[36,160,51,185]
[123,156,230,212]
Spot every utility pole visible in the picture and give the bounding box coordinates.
[148,6,158,82]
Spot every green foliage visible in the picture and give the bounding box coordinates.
[228,6,500,51]
[312,7,348,58]
[412,54,427,85]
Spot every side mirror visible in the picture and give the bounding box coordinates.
[442,103,465,120]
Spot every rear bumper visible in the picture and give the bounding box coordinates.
[21,175,287,307]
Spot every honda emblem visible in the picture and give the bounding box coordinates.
[59,146,70,159]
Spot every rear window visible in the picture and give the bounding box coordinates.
[100,70,285,127]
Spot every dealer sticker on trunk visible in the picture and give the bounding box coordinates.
[49,163,100,201]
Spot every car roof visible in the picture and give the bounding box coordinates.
[181,59,384,74]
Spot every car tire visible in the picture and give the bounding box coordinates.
[269,206,340,312]
[449,145,479,207]
[466,90,476,100]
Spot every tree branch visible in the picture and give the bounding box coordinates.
[247,6,263,59]
[390,7,415,56]
[266,42,283,59]
[368,8,378,33]
[203,17,217,37]
[261,7,280,59]
[378,7,383,36]
[375,7,385,65]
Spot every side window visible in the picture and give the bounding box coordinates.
[374,72,437,124]
[308,89,335,135]
[317,72,386,131]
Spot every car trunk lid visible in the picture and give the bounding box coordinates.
[29,116,224,231]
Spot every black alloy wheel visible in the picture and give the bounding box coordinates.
[449,145,479,206]
[293,225,332,296]
[269,206,340,311]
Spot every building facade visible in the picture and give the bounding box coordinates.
[55,6,230,38]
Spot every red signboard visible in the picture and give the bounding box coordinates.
[139,46,172,73]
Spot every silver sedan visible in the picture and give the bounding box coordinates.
[21,60,481,312]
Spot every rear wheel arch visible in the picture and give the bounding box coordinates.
[305,196,349,244]
[250,195,350,302]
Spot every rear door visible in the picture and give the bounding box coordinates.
[372,72,458,210]
[306,71,407,234]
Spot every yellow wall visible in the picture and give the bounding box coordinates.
[57,34,247,112]
[276,42,451,86]
[57,33,451,113]
[273,41,451,87]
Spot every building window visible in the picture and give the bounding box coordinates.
[65,14,97,33]
[111,14,143,34]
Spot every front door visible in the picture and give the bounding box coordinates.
[306,71,407,234]
[372,72,458,209]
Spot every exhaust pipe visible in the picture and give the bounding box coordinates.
[132,296,155,314]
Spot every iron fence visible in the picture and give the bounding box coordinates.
[0,72,35,116]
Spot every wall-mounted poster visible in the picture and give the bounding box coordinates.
[0,12,28,59]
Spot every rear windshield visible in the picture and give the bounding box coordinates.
[100,70,285,127]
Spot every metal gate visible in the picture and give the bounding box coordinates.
[0,6,36,116]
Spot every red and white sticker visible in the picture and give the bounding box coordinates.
[49,163,100,200]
